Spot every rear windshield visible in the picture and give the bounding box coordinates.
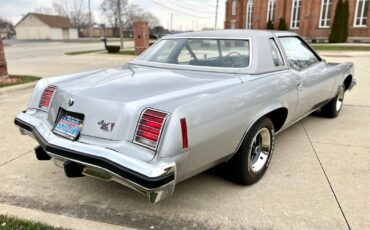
[137,38,250,68]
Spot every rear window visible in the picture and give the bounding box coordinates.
[137,38,250,68]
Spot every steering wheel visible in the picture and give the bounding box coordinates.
[225,51,242,57]
[220,52,242,67]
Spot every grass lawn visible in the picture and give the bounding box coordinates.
[0,214,68,230]
[65,49,136,56]
[65,49,105,55]
[311,44,370,51]
[0,75,41,88]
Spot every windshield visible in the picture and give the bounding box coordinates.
[137,38,250,68]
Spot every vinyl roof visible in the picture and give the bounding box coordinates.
[16,13,75,28]
[164,29,298,39]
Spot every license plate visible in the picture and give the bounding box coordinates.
[53,115,83,140]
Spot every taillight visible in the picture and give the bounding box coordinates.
[134,108,169,150]
[39,85,56,110]
[180,118,188,149]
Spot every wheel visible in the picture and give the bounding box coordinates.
[229,117,275,185]
[321,84,345,118]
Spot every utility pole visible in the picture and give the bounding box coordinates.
[214,0,219,29]
[88,0,92,38]
[170,13,173,31]
[117,0,124,48]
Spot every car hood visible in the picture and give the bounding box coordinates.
[49,65,241,141]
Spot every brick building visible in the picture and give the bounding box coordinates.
[224,0,370,42]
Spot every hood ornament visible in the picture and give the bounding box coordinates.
[68,98,74,107]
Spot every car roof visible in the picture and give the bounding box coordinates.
[164,29,298,39]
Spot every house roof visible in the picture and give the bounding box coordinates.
[15,13,75,28]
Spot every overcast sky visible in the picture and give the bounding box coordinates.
[0,0,226,30]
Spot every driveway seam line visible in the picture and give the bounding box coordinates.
[310,141,370,149]
[0,150,33,167]
[301,122,351,230]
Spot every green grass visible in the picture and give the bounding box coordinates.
[65,49,136,56]
[65,49,105,55]
[117,50,136,55]
[0,75,41,88]
[311,44,370,51]
[0,214,68,230]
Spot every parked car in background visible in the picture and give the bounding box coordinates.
[14,30,356,203]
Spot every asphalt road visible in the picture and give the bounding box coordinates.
[4,40,135,77]
[0,43,369,229]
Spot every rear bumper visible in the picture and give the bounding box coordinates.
[14,111,176,203]
[348,78,357,91]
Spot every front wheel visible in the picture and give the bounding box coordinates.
[321,84,345,118]
[229,117,275,185]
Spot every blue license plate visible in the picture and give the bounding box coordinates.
[53,115,83,140]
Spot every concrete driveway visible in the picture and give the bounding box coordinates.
[0,46,369,229]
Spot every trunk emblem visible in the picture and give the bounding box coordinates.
[98,120,115,132]
[68,98,74,107]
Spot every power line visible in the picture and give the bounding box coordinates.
[162,0,214,15]
[148,0,214,19]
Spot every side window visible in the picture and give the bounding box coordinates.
[177,47,192,64]
[279,37,320,71]
[269,38,284,67]
[187,39,220,60]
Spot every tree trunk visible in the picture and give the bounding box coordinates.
[0,39,9,80]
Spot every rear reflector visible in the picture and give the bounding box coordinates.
[180,118,188,149]
[39,85,56,110]
[134,108,169,150]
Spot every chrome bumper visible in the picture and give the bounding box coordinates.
[348,78,357,91]
[14,111,176,203]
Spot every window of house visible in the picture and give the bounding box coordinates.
[232,0,237,16]
[267,0,276,22]
[231,20,237,29]
[319,0,333,28]
[269,38,284,67]
[290,0,302,29]
[354,0,369,27]
[246,0,253,29]
[279,37,320,71]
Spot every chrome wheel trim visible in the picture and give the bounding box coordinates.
[336,85,345,112]
[249,128,271,173]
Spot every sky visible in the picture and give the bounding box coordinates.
[0,0,226,30]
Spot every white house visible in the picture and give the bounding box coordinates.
[15,13,78,40]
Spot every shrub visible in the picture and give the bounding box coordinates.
[266,20,274,30]
[329,0,349,43]
[278,18,287,30]
[106,45,120,53]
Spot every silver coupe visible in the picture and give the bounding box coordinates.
[14,30,356,203]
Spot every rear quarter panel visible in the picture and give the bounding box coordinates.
[159,70,298,180]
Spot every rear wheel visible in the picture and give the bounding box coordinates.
[229,117,275,185]
[321,84,345,118]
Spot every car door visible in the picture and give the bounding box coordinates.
[278,36,336,119]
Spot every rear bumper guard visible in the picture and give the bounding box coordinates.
[14,111,176,203]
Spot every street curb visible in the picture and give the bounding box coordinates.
[0,203,133,230]
[0,82,37,96]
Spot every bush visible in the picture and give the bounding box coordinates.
[266,20,274,30]
[329,0,349,43]
[106,45,120,53]
[278,18,287,30]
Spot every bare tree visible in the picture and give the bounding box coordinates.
[100,0,160,31]
[34,0,91,30]
[100,0,128,35]
[124,4,160,29]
